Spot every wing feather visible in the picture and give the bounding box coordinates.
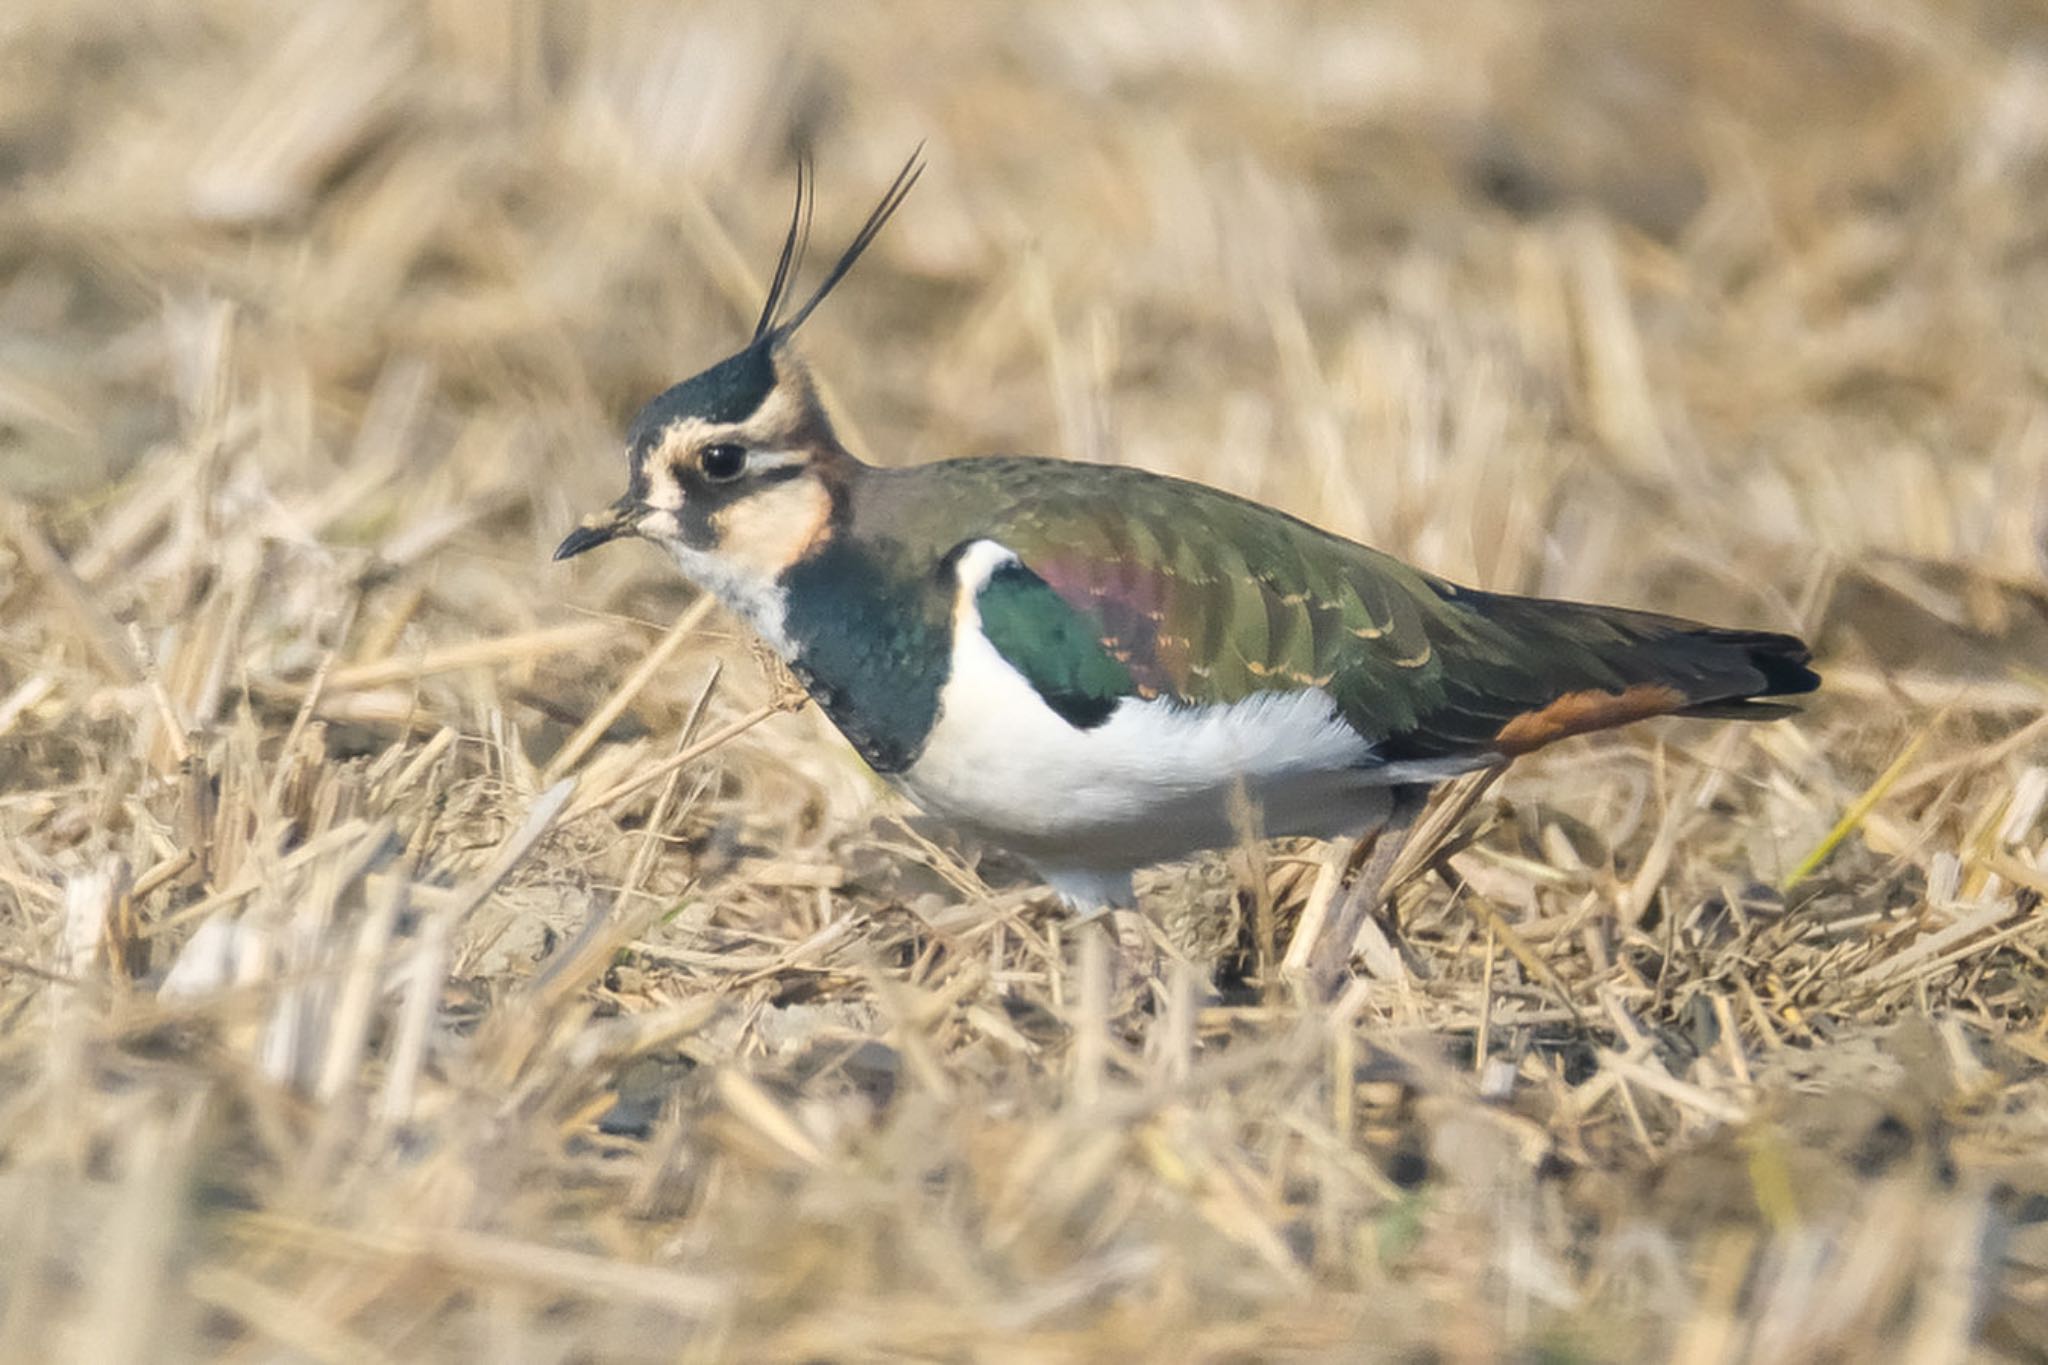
[911,459,1814,763]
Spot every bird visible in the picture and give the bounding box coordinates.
[555,151,1819,991]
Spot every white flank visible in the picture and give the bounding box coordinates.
[898,540,1479,906]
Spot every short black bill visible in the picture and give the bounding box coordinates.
[553,519,623,560]
[555,492,648,560]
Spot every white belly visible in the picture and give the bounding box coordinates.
[900,673,1396,854]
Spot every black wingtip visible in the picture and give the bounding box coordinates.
[1673,698,1804,722]
[1733,630,1822,697]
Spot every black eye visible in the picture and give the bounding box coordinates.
[699,442,748,482]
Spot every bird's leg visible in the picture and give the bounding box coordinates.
[1064,905,1165,1013]
[1308,785,1428,1000]
[1111,907,1164,1007]
[1044,867,1163,1011]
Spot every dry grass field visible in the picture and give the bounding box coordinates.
[4,0,2048,1359]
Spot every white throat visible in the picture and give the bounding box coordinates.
[659,540,795,658]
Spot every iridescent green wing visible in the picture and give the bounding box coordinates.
[972,556,1136,728]
[962,460,1813,758]
[978,469,1473,738]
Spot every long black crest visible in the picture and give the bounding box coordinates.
[761,145,925,344]
[751,156,813,342]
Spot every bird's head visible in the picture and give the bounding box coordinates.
[554,152,922,582]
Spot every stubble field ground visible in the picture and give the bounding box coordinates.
[4,1,2048,1359]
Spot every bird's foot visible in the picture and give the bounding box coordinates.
[1061,903,1189,1018]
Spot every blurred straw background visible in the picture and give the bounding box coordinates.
[3,0,2048,1359]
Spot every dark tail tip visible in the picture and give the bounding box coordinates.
[1734,630,1821,697]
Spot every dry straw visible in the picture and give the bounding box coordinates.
[2,0,2047,1359]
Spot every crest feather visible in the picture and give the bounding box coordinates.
[762,146,925,342]
[753,156,813,342]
